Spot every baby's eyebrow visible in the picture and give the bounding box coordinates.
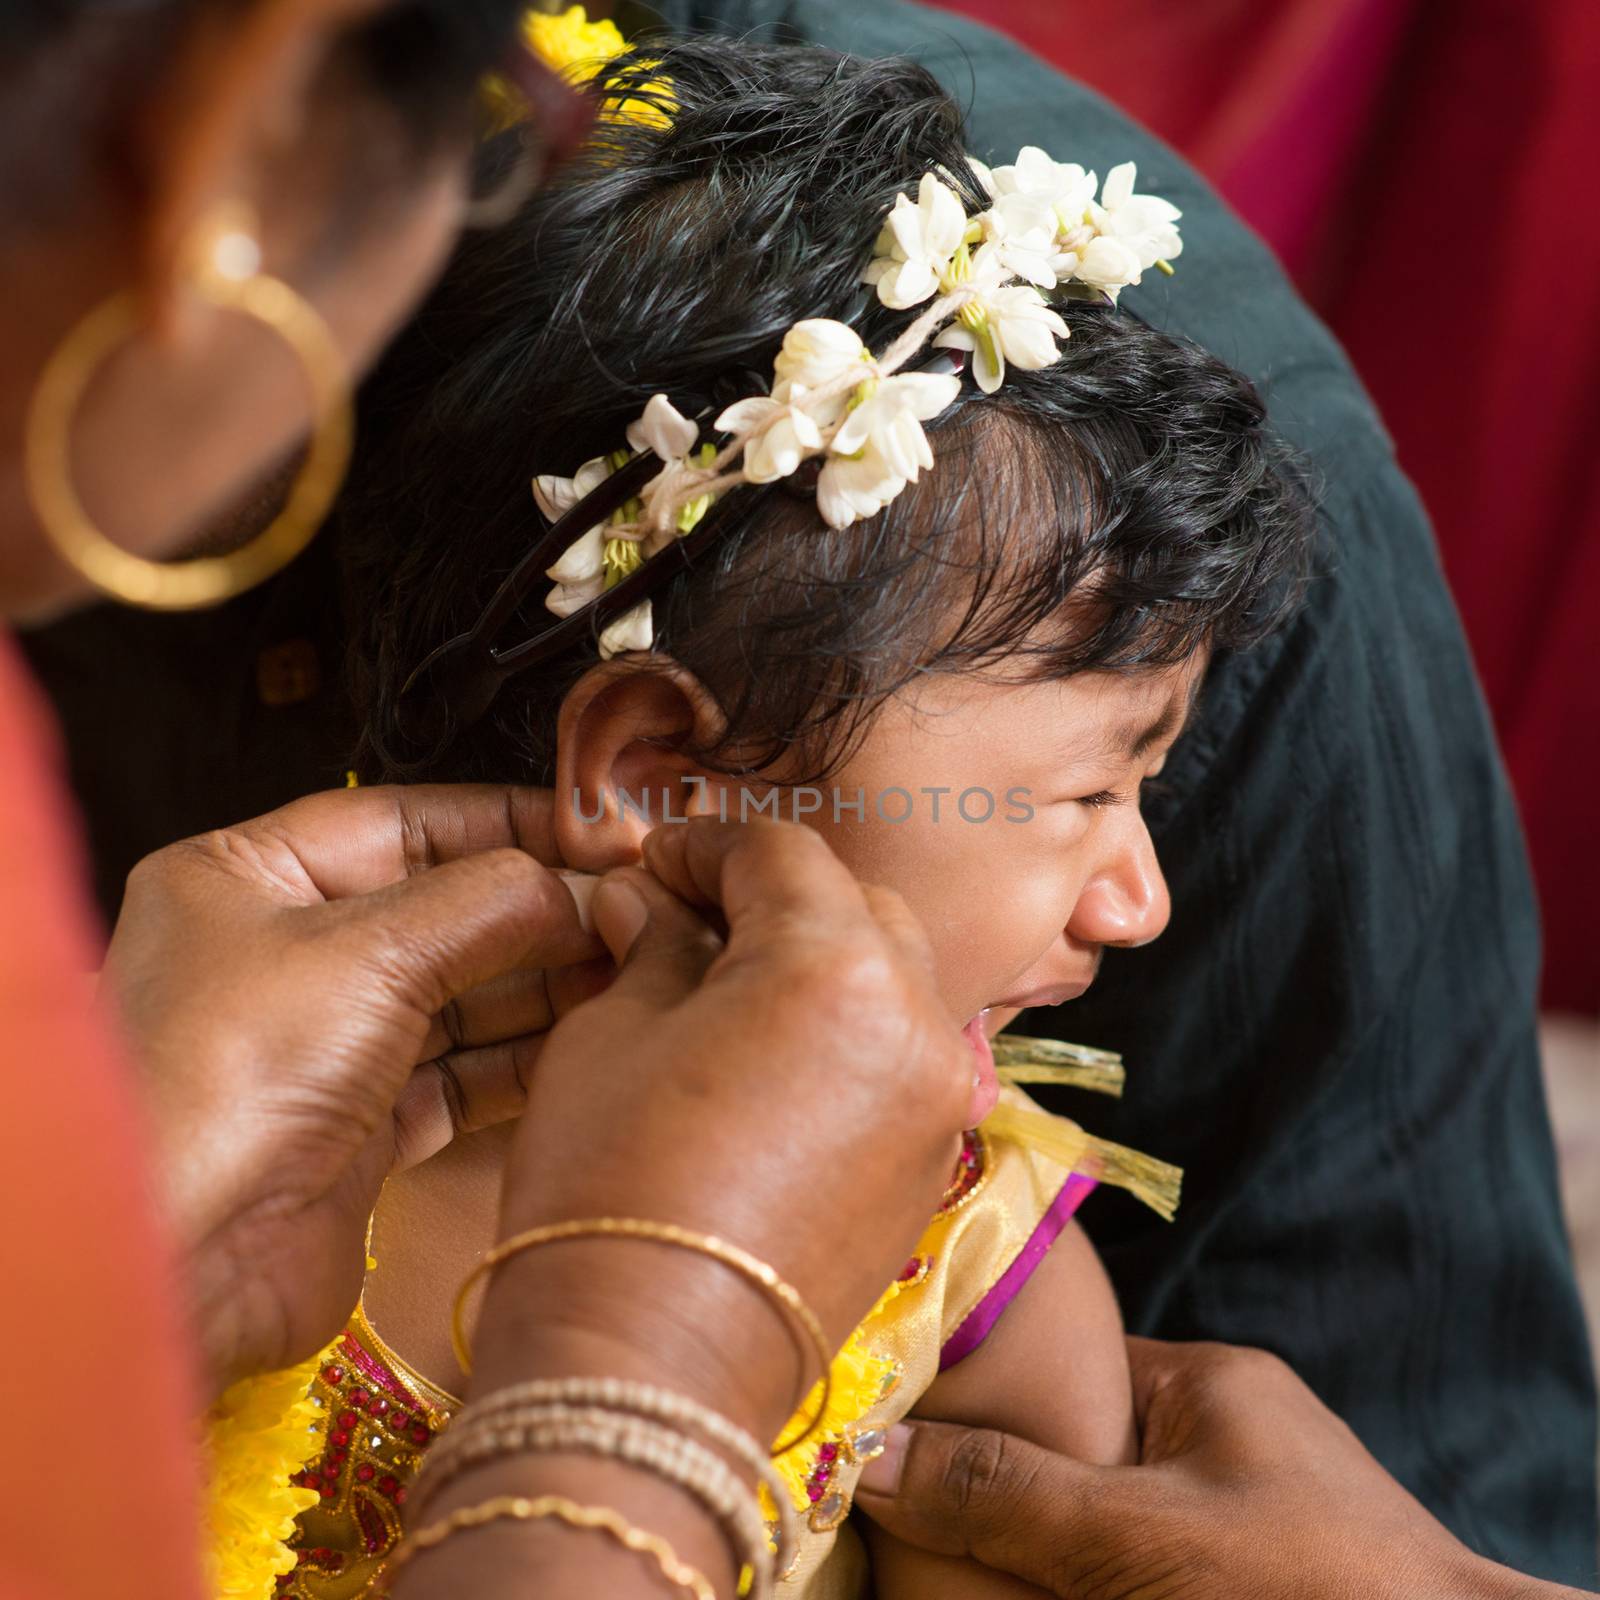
[1123,674,1204,759]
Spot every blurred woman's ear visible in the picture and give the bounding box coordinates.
[137,0,471,343]
[0,0,486,616]
[554,660,731,870]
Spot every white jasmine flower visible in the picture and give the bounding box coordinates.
[862,173,969,309]
[535,456,615,624]
[545,517,654,623]
[545,524,605,585]
[830,372,961,481]
[979,193,1060,288]
[816,440,911,530]
[599,601,653,659]
[982,148,1112,282]
[626,393,700,463]
[1090,161,1183,273]
[1070,233,1147,300]
[716,395,824,483]
[935,264,1068,394]
[988,147,1099,216]
[532,454,611,524]
[539,462,640,623]
[772,319,870,398]
[546,576,603,618]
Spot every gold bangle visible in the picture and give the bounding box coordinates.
[451,1217,833,1456]
[383,1493,716,1599]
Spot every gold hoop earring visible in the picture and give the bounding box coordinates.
[23,213,353,611]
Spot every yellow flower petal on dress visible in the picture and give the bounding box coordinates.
[205,1349,330,1599]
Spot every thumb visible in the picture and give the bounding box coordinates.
[591,866,724,1010]
[336,848,598,1020]
[854,1419,1125,1594]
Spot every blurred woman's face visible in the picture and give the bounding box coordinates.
[0,3,558,621]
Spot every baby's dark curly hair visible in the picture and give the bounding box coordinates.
[338,35,1314,784]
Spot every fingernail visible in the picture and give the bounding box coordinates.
[593,878,647,960]
[558,870,599,934]
[855,1423,910,1496]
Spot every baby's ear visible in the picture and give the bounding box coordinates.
[553,658,728,869]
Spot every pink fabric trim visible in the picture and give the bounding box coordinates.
[938,1172,1097,1371]
[340,1330,424,1408]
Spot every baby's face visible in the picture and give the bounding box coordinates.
[556,646,1201,1066]
[783,656,1203,1035]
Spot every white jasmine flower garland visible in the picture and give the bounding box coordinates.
[534,147,1182,657]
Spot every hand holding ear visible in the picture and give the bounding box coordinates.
[103,782,604,1392]
[470,816,974,1447]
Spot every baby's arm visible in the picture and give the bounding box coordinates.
[863,1219,1136,1599]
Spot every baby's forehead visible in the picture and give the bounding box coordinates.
[867,653,1207,761]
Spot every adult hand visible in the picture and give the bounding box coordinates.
[854,1337,1586,1600]
[105,783,605,1391]
[469,817,975,1446]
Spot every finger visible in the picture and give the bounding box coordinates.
[335,849,600,1024]
[213,784,564,904]
[592,867,724,1010]
[418,966,555,1060]
[641,817,871,944]
[1124,1336,1247,1430]
[389,1035,548,1171]
[854,1419,1120,1591]
[418,951,614,1059]
[545,954,619,1017]
[1125,1335,1194,1426]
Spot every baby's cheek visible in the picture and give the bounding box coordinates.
[796,798,1074,1017]
[914,854,1074,1019]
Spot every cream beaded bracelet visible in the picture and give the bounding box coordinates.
[411,1405,771,1598]
[416,1374,797,1573]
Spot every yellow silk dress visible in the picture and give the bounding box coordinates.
[234,1045,1177,1599]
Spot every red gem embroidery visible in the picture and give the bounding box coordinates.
[354,1492,389,1556]
[937,1128,986,1212]
[283,1320,443,1595]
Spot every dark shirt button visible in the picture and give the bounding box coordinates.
[256,639,321,707]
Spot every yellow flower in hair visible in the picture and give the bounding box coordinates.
[523,4,627,76]
[519,5,676,131]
